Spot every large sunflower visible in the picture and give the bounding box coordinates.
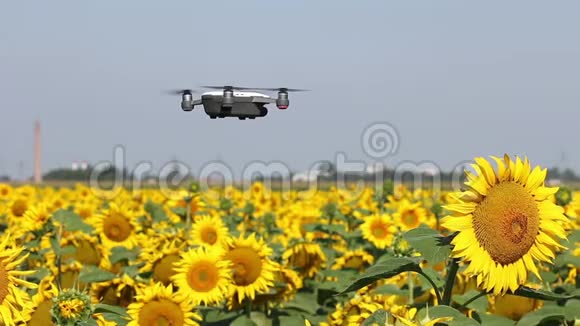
[171,246,232,306]
[126,283,200,326]
[190,214,229,248]
[441,155,569,295]
[223,233,277,303]
[89,202,140,249]
[0,232,37,325]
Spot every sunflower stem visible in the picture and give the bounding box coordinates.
[245,298,252,318]
[442,258,460,306]
[418,270,442,304]
[56,225,64,290]
[458,291,487,310]
[408,271,414,304]
[185,195,192,236]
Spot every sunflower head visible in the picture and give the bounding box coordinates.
[442,155,569,295]
[171,246,232,306]
[224,233,277,303]
[51,288,93,326]
[190,214,229,248]
[361,213,396,249]
[126,283,200,326]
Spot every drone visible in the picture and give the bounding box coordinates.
[167,85,308,120]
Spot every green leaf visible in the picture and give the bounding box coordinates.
[361,309,389,326]
[230,315,258,326]
[372,284,409,296]
[418,305,479,326]
[93,304,130,318]
[403,226,451,264]
[50,236,61,256]
[539,271,558,284]
[283,292,319,315]
[564,299,580,321]
[554,252,580,268]
[101,312,129,326]
[418,267,445,289]
[454,290,488,312]
[477,314,515,326]
[109,246,139,264]
[52,209,94,233]
[337,257,421,294]
[320,269,358,279]
[28,267,51,281]
[278,316,309,326]
[204,310,239,323]
[513,286,580,301]
[515,306,566,326]
[144,201,168,222]
[79,265,116,283]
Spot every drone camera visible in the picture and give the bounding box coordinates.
[276,91,289,109]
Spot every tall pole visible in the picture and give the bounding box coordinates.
[34,120,42,184]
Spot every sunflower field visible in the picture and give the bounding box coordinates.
[0,155,579,326]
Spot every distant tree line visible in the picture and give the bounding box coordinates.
[4,164,575,184]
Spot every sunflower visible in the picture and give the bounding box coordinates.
[331,248,374,272]
[393,199,433,230]
[441,155,569,295]
[139,239,185,286]
[91,274,140,308]
[190,214,229,248]
[89,202,140,249]
[223,233,277,303]
[126,283,200,326]
[0,232,38,325]
[0,183,13,200]
[171,246,232,306]
[20,203,52,234]
[51,288,93,325]
[361,213,397,249]
[282,242,327,278]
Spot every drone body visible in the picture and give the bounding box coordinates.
[172,86,306,120]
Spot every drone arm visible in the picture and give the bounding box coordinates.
[192,99,203,106]
[250,97,276,104]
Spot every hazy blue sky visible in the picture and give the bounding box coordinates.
[1,1,579,179]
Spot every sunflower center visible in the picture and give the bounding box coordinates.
[153,254,180,285]
[11,199,28,217]
[187,261,219,292]
[103,214,132,242]
[138,299,184,326]
[0,261,9,304]
[370,222,389,239]
[473,182,540,265]
[200,227,218,245]
[402,211,419,227]
[226,247,263,286]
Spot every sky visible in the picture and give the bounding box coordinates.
[1,1,579,180]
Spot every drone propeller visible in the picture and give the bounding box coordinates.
[253,87,310,92]
[165,89,197,95]
[200,86,309,92]
[201,85,255,91]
